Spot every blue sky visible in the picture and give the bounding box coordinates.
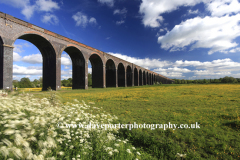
[1,0,240,81]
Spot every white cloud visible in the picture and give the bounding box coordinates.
[207,0,240,17]
[98,0,114,7]
[61,56,72,66]
[229,47,240,53]
[41,13,59,25]
[116,20,125,25]
[36,0,60,12]
[108,52,172,69]
[158,14,240,54]
[13,52,21,62]
[61,70,72,75]
[153,67,191,78]
[174,58,240,71]
[114,8,127,15]
[21,5,36,20]
[88,68,92,74]
[139,0,206,28]
[72,12,97,27]
[193,70,231,75]
[188,9,199,14]
[89,17,97,25]
[64,66,70,69]
[13,65,42,75]
[0,0,60,19]
[13,44,24,53]
[22,53,42,64]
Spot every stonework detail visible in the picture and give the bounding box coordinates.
[0,12,174,90]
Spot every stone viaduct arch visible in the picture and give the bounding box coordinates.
[0,12,174,90]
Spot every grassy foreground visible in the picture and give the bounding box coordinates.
[2,84,240,159]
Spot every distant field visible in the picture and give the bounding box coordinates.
[27,84,240,159]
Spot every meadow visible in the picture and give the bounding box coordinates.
[1,84,240,159]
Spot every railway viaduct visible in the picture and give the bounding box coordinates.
[0,12,174,91]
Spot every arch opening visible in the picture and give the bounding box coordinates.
[89,54,103,88]
[134,68,138,86]
[118,63,125,87]
[63,46,85,89]
[14,34,56,90]
[146,72,149,85]
[143,71,146,85]
[149,73,152,85]
[126,65,132,87]
[106,59,116,87]
[0,37,3,89]
[139,69,142,86]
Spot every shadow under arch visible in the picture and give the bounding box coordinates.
[126,65,132,87]
[146,72,149,85]
[106,59,116,87]
[149,73,152,85]
[14,33,56,91]
[153,74,156,84]
[143,71,146,85]
[118,63,125,87]
[63,46,85,89]
[89,54,103,88]
[0,36,3,89]
[134,67,138,86]
[139,69,142,86]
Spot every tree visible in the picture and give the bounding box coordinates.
[222,76,237,83]
[61,79,70,87]
[88,73,92,86]
[12,80,19,88]
[19,78,32,88]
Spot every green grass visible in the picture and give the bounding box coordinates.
[6,84,240,159]
[28,84,240,159]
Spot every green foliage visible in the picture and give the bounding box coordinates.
[222,76,237,83]
[173,76,239,84]
[88,73,92,86]
[18,77,32,88]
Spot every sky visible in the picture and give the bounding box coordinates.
[0,0,240,81]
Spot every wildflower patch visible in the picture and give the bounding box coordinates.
[0,92,143,160]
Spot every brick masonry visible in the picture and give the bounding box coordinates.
[0,12,174,90]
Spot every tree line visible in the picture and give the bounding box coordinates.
[12,73,93,88]
[173,76,240,84]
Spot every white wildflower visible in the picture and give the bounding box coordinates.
[126,149,131,154]
[2,138,12,147]
[58,151,64,156]
[136,152,141,155]
[4,129,15,135]
[0,146,9,157]
[108,151,113,156]
[113,149,119,153]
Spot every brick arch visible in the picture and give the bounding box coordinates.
[117,62,125,87]
[60,44,87,62]
[139,69,143,86]
[126,65,132,86]
[12,31,57,91]
[143,70,146,85]
[134,67,138,86]
[61,45,86,89]
[106,58,116,87]
[89,53,104,88]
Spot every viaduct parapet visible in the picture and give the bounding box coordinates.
[0,12,174,90]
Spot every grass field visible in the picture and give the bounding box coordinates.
[30,84,240,159]
[2,84,240,159]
